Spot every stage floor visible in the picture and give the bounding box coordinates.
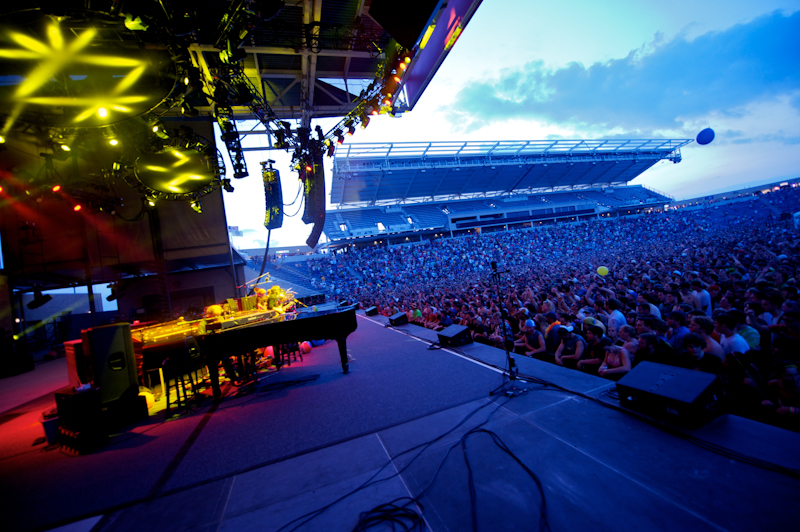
[1,312,799,532]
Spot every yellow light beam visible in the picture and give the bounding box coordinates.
[15,27,97,98]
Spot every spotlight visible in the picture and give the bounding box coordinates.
[0,135,4,143]
[73,204,82,212]
[305,163,313,173]
[27,289,52,310]
[222,179,235,193]
[60,143,71,152]
[181,102,199,117]
[360,116,370,129]
[326,143,335,158]
[190,200,202,213]
[0,185,3,193]
[347,124,356,136]
[147,197,156,207]
[337,134,345,145]
[98,107,108,118]
[109,139,119,146]
[52,185,61,192]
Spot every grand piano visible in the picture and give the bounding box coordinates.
[133,304,359,398]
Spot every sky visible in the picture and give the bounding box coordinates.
[223,0,800,251]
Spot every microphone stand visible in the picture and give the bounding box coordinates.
[488,261,527,397]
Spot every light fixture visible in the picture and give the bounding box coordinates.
[147,197,156,207]
[360,116,370,129]
[109,139,119,146]
[60,143,71,152]
[52,185,61,192]
[98,107,108,118]
[27,289,52,310]
[190,200,202,213]
[347,124,356,136]
[0,135,5,143]
[73,204,82,211]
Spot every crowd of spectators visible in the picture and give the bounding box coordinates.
[305,187,800,430]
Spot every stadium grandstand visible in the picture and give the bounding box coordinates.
[323,139,689,246]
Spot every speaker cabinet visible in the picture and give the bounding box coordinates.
[616,361,722,428]
[437,325,473,347]
[389,312,408,326]
[365,306,378,316]
[80,323,138,406]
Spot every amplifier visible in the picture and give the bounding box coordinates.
[438,325,473,347]
[616,362,722,428]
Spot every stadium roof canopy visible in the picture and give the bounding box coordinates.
[331,139,692,206]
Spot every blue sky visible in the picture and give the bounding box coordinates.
[225,0,800,250]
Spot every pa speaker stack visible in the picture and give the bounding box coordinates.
[616,361,722,428]
[365,306,378,316]
[389,312,408,326]
[437,325,473,347]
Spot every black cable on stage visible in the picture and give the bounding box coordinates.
[276,396,511,532]
[352,497,425,532]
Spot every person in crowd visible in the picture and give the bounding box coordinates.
[728,308,761,351]
[665,311,690,352]
[635,333,674,366]
[577,325,611,374]
[691,279,713,317]
[598,345,632,380]
[543,311,562,353]
[678,333,724,374]
[616,325,639,359]
[554,326,586,369]
[689,315,725,360]
[715,312,752,356]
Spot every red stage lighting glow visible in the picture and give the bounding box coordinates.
[73,204,82,211]
[52,185,61,192]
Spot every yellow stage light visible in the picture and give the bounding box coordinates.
[0,135,5,143]
[109,139,119,146]
[98,107,108,118]
[60,144,71,151]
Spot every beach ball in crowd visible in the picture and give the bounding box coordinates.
[301,341,312,354]
[696,128,715,145]
[597,266,609,276]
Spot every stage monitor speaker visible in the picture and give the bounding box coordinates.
[365,306,378,316]
[437,324,473,347]
[616,361,722,428]
[80,323,139,406]
[389,312,408,326]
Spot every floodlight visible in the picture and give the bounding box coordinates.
[27,289,52,310]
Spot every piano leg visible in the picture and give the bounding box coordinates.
[335,337,349,374]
